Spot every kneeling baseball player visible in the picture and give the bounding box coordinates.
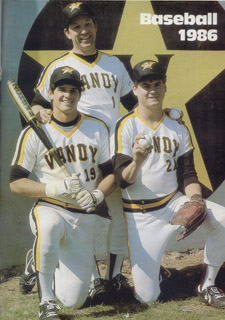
[112,59,225,307]
[10,66,115,319]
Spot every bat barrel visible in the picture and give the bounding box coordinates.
[7,79,36,123]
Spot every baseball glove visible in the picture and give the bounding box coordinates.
[170,200,207,241]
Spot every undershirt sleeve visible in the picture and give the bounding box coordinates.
[177,150,199,191]
[120,91,137,112]
[98,159,113,177]
[112,154,133,189]
[10,164,30,183]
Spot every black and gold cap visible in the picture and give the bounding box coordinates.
[50,66,83,89]
[63,2,95,26]
[133,60,166,82]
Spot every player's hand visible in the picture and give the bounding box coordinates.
[45,173,82,198]
[36,109,52,124]
[76,189,104,211]
[132,133,151,165]
[65,173,83,197]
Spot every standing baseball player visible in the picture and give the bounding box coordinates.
[23,1,137,303]
[112,59,225,306]
[10,66,116,319]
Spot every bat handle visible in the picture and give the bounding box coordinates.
[86,207,95,213]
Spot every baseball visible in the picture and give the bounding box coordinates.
[138,134,152,149]
[169,107,182,120]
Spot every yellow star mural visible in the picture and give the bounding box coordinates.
[24,0,225,192]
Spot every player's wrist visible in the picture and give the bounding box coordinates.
[75,189,104,212]
[45,181,58,198]
[132,159,143,169]
[190,194,203,202]
[92,189,104,206]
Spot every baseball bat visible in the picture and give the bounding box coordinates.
[7,79,71,176]
[7,79,94,212]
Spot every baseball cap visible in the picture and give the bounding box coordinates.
[63,2,95,26]
[133,60,166,82]
[50,66,83,89]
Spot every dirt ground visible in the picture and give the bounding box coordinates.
[97,248,205,279]
[98,248,225,302]
[1,249,225,302]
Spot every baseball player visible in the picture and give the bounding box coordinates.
[10,66,116,319]
[26,1,137,303]
[112,59,225,307]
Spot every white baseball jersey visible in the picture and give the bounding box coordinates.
[113,108,194,208]
[36,51,133,128]
[11,113,110,206]
[112,108,225,303]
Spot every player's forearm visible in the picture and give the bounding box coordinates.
[97,174,116,197]
[184,183,202,200]
[10,178,46,198]
[122,160,141,184]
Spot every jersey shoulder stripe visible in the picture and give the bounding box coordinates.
[15,126,33,165]
[98,50,120,61]
[115,109,136,153]
[98,50,113,58]
[36,51,79,90]
[115,108,136,129]
[164,113,194,151]
[165,113,194,150]
[98,51,126,67]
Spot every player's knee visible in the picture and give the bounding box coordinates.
[136,286,160,303]
[58,293,87,308]
[56,282,89,308]
[63,298,86,309]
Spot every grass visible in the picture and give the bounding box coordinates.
[1,276,225,320]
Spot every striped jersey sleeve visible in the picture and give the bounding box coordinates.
[11,126,38,173]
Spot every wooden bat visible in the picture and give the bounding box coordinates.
[7,79,70,177]
[7,79,94,212]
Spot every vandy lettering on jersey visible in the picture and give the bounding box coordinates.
[12,113,109,195]
[114,109,193,200]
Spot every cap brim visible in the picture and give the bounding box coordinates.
[66,12,94,25]
[54,78,83,88]
[135,73,165,82]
